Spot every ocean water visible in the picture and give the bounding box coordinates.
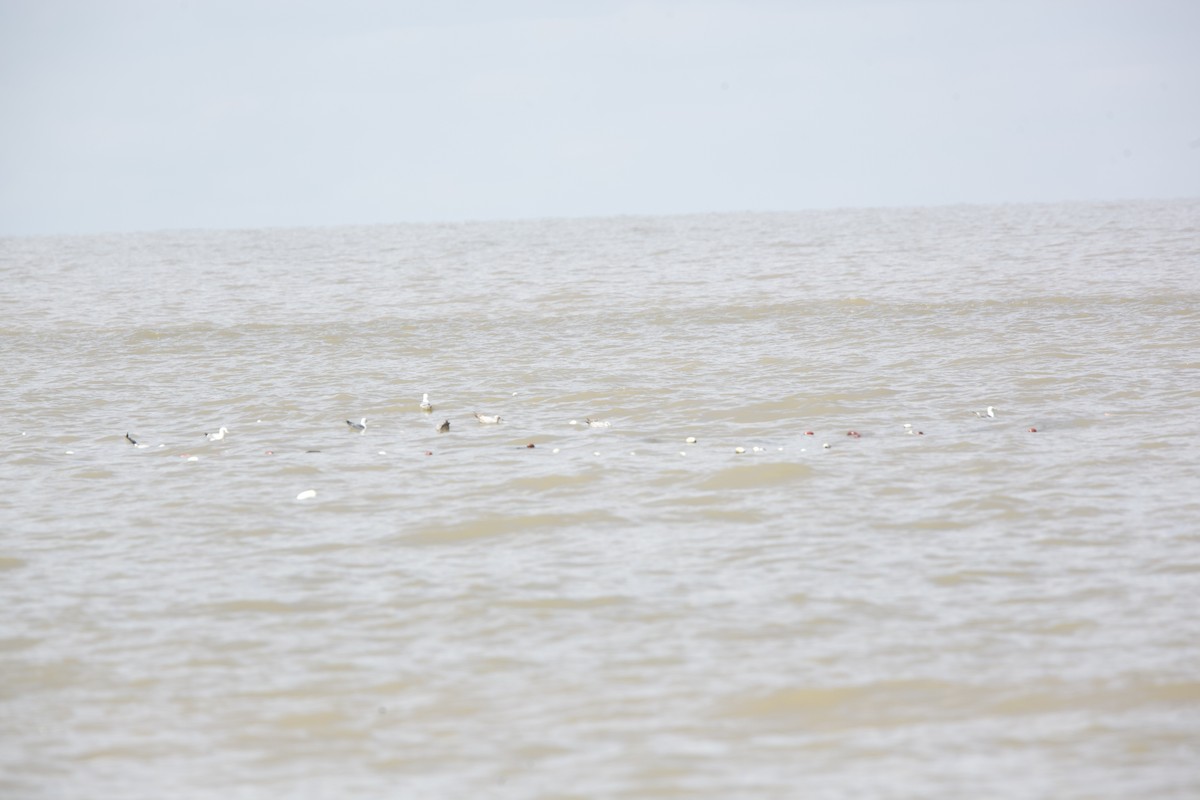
[1,200,1198,798]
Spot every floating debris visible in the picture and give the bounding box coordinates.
[296,489,317,501]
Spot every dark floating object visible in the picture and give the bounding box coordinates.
[437,419,450,433]
[125,433,138,445]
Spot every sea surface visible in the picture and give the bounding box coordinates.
[1,200,1199,799]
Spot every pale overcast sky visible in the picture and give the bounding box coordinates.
[1,0,1197,236]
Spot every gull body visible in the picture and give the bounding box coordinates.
[584,418,611,428]
[474,413,501,424]
[346,417,367,432]
[205,426,229,441]
[974,406,996,420]
[420,393,433,412]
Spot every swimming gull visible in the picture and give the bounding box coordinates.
[346,418,367,432]
[474,413,501,424]
[420,393,433,412]
[973,406,997,420]
[205,426,229,441]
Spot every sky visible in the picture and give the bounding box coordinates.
[1,0,1197,236]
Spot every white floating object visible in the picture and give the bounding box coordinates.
[187,456,199,461]
[822,443,831,449]
[296,489,317,500]
[735,447,746,454]
[65,450,73,454]
[679,451,687,456]
[569,420,578,426]
[685,436,697,444]
[511,391,518,396]
[752,446,763,453]
[593,451,601,456]
[378,450,387,455]
[630,451,637,456]
[552,448,560,453]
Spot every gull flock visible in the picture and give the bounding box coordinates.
[124,395,1033,456]
[116,396,1038,500]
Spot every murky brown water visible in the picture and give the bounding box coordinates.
[2,201,1199,798]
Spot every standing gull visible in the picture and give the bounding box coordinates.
[346,418,367,432]
[420,393,433,413]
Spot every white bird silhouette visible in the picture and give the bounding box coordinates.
[474,413,501,424]
[974,406,996,420]
[205,426,229,441]
[584,418,611,428]
[420,393,433,412]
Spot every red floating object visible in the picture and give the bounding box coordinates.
[424,450,433,456]
[526,443,536,448]
[847,430,861,438]
[1028,427,1038,432]
[805,431,814,436]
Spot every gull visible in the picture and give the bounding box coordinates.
[584,418,611,428]
[973,406,996,420]
[346,417,367,432]
[474,413,501,424]
[125,433,149,449]
[419,393,433,413]
[437,419,450,433]
[205,426,229,441]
